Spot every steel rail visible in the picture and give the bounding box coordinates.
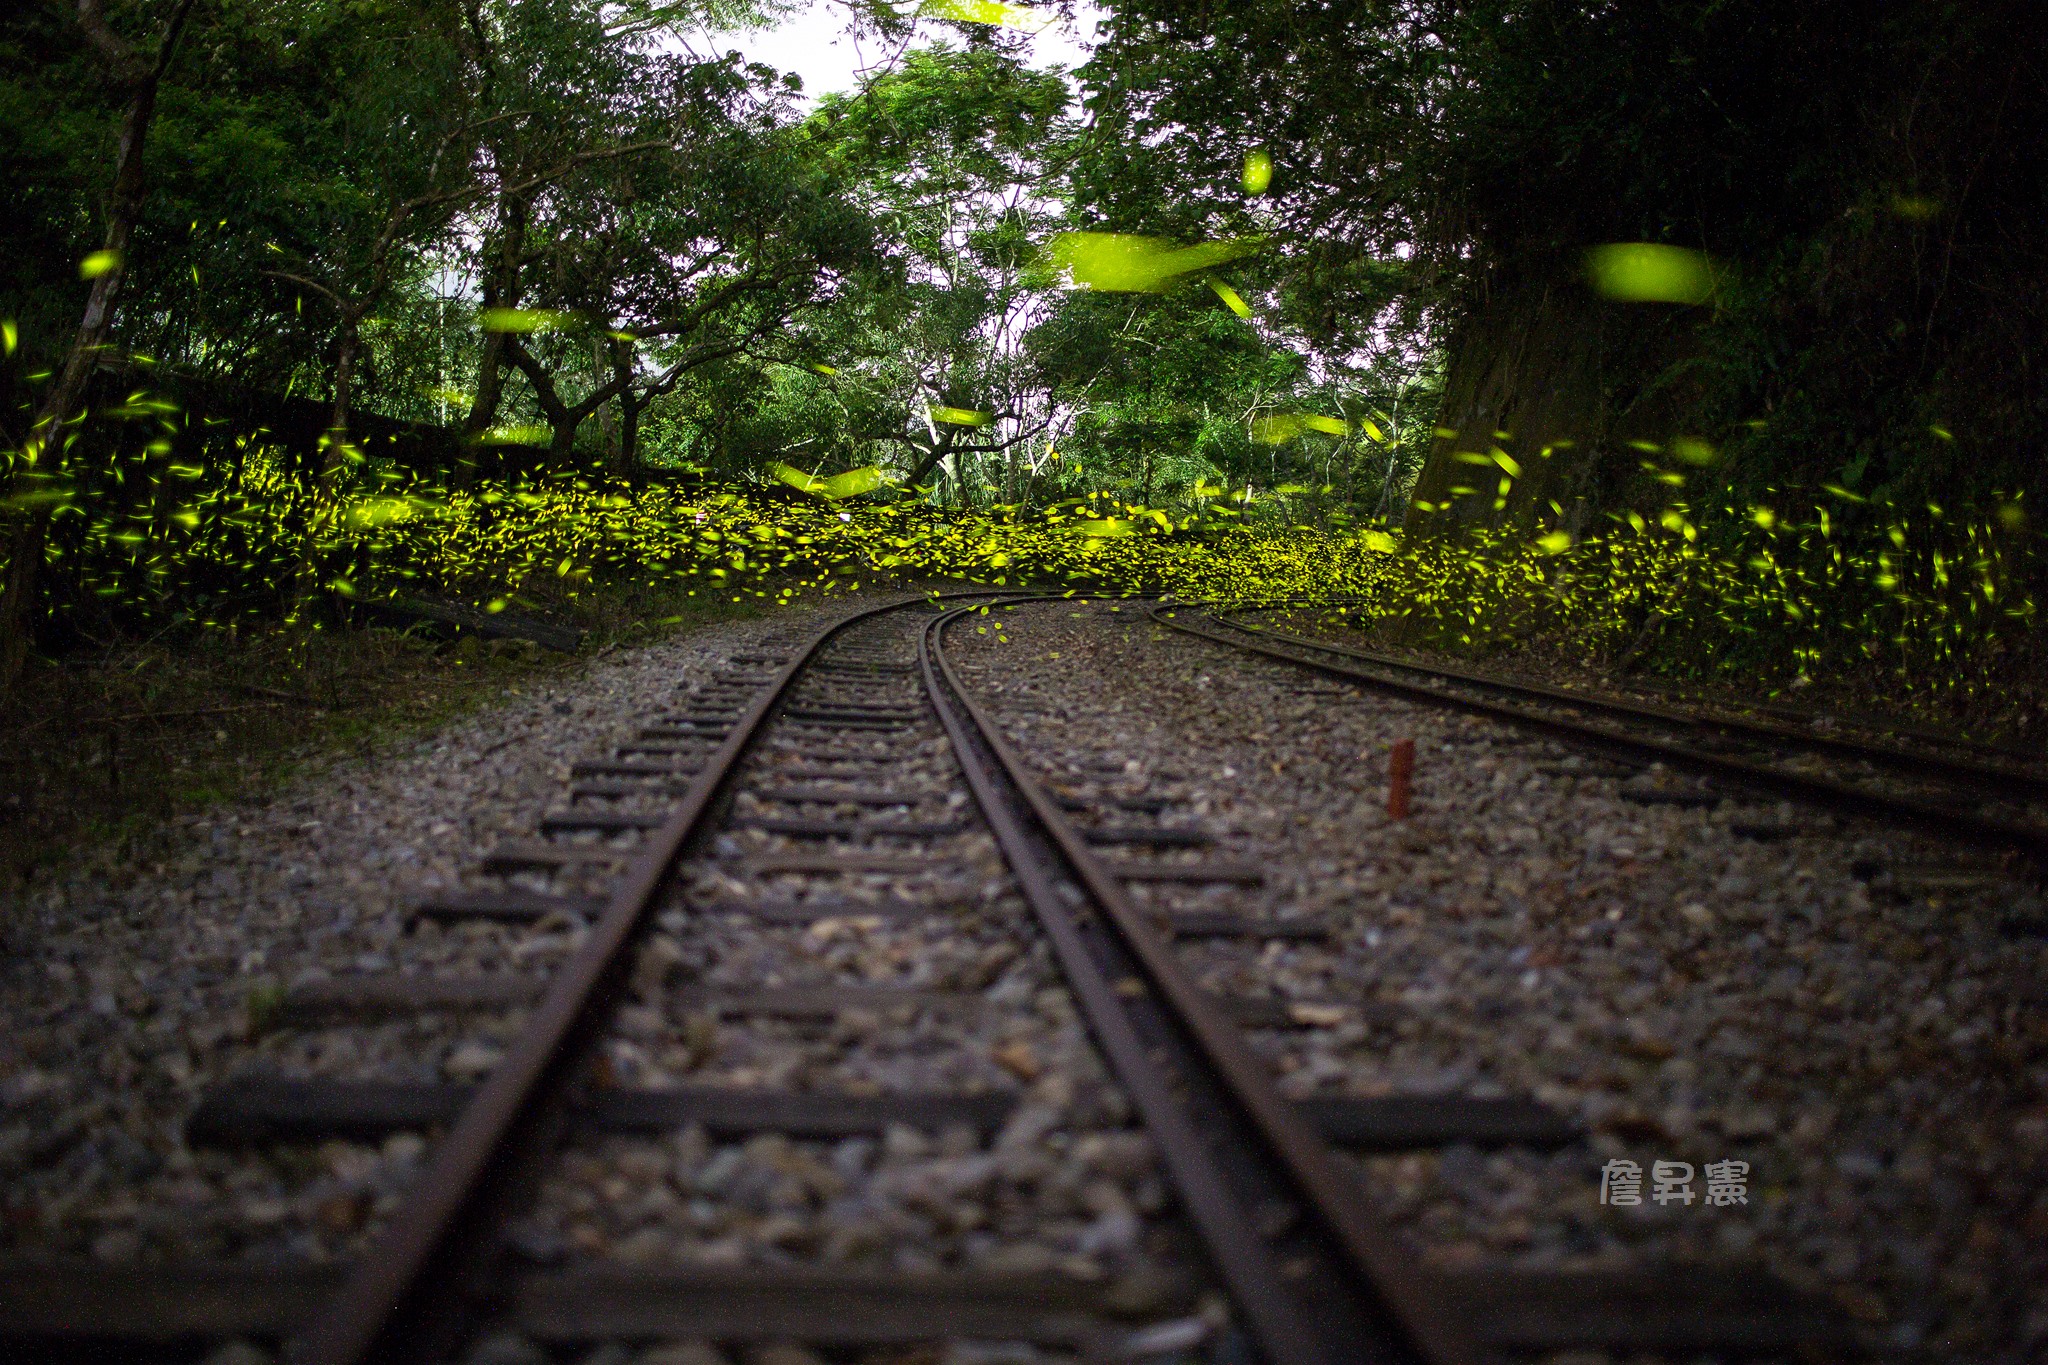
[289,591,1002,1365]
[1233,592,2048,772]
[1269,593,2048,769]
[921,602,1481,1365]
[1152,604,2048,867]
[1216,605,2048,800]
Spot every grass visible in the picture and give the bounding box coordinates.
[0,575,806,901]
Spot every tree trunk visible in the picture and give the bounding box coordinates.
[592,338,620,470]
[902,427,959,491]
[288,314,363,613]
[328,319,360,458]
[455,195,529,483]
[1402,264,1712,539]
[607,340,640,482]
[0,0,191,697]
[464,332,509,443]
[496,334,634,476]
[618,389,640,480]
[548,411,581,463]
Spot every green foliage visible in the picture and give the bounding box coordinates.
[23,401,2036,718]
[1346,499,2040,706]
[1077,0,2048,510]
[6,0,2041,724]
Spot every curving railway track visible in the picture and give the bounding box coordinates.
[0,590,1908,1365]
[1156,603,2048,873]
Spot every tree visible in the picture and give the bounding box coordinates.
[1078,0,2048,533]
[803,45,1076,502]
[446,0,716,463]
[256,19,479,457]
[0,0,196,695]
[494,52,881,471]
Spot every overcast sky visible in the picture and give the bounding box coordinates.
[669,1,1103,104]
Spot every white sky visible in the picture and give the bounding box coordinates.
[672,1,1104,104]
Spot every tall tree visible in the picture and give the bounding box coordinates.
[1079,0,2048,532]
[447,0,697,460]
[808,45,1075,501]
[499,52,880,470]
[0,0,196,695]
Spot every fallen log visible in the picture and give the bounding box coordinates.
[373,595,585,653]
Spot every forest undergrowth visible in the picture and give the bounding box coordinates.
[1306,505,2041,748]
[4,438,2040,895]
[0,573,783,898]
[22,440,2046,726]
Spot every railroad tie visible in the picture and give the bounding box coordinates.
[1082,825,1213,848]
[570,758,703,778]
[635,723,733,740]
[567,779,693,799]
[540,809,666,834]
[276,977,988,1027]
[689,896,963,923]
[275,974,546,1023]
[409,889,607,925]
[0,1257,1837,1355]
[1160,910,1328,941]
[186,1076,1580,1152]
[614,740,714,757]
[748,785,940,806]
[781,717,920,732]
[729,852,972,878]
[481,839,638,873]
[1433,1264,1847,1353]
[731,815,968,839]
[1727,819,1806,840]
[766,763,906,781]
[186,1078,1019,1146]
[1619,786,1722,808]
[1099,857,1266,885]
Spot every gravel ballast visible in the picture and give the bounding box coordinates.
[0,597,879,1267]
[946,598,2048,1365]
[4,588,2042,1365]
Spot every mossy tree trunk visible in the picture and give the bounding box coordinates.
[1403,263,1716,540]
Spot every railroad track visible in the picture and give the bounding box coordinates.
[0,591,1844,1365]
[1157,603,2048,873]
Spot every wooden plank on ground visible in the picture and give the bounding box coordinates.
[1434,1264,1845,1351]
[278,974,545,1023]
[1294,1094,1580,1150]
[377,595,584,653]
[584,1086,1017,1138]
[733,853,969,877]
[1163,911,1327,940]
[409,889,606,923]
[188,1080,1018,1145]
[482,840,637,872]
[688,896,952,923]
[0,1259,339,1340]
[0,1262,1198,1349]
[1103,859,1265,885]
[507,1265,1181,1347]
[674,985,987,1019]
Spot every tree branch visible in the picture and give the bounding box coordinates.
[260,269,348,309]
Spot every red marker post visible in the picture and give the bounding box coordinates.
[1387,738,1415,819]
